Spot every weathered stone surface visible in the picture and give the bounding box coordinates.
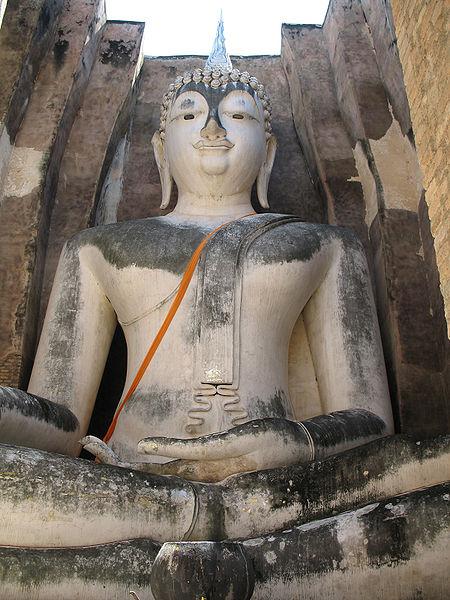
[99,54,325,425]
[0,539,160,600]
[391,0,450,335]
[417,196,450,412]
[150,541,254,600]
[281,25,370,271]
[323,0,393,142]
[0,0,106,388]
[280,0,449,436]
[0,443,198,547]
[1,434,448,546]
[359,0,411,135]
[0,4,447,599]
[244,483,450,599]
[0,0,64,175]
[39,19,144,324]
[0,434,448,598]
[0,0,446,440]
[222,434,450,539]
[371,204,448,437]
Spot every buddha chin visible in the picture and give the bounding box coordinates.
[199,148,230,176]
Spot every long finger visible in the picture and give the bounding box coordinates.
[147,456,259,483]
[79,435,120,465]
[137,421,274,460]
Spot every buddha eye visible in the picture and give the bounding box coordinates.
[232,113,244,119]
[183,114,195,120]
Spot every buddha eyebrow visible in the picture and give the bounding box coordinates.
[222,99,258,113]
[180,98,195,109]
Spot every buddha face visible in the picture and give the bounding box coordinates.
[164,82,268,197]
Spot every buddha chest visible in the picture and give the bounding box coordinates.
[83,215,334,443]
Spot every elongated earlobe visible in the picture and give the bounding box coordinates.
[256,135,277,209]
[152,131,173,209]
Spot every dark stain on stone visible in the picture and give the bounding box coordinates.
[243,483,449,588]
[303,409,386,459]
[361,483,450,569]
[53,38,69,70]
[336,232,379,392]
[248,519,344,581]
[176,81,261,131]
[0,443,195,528]
[223,435,450,539]
[247,220,323,265]
[249,390,288,420]
[197,215,313,336]
[180,98,195,109]
[119,387,187,426]
[74,218,209,275]
[0,386,78,432]
[100,40,135,68]
[191,482,225,541]
[369,206,448,436]
[0,538,160,589]
[365,501,411,566]
[199,279,232,329]
[35,3,51,39]
[359,81,393,141]
[44,239,82,401]
[247,220,363,267]
[406,592,425,600]
[150,540,254,600]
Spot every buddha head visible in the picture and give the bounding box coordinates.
[152,19,277,210]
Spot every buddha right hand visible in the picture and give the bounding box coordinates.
[81,420,311,482]
[0,386,79,454]
[137,418,314,482]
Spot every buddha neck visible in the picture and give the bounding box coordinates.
[170,190,255,220]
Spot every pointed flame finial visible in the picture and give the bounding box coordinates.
[205,10,233,72]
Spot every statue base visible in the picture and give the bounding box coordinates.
[1,434,449,599]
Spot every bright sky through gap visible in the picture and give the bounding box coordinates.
[105,0,330,57]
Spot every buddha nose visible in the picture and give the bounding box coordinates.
[200,116,227,140]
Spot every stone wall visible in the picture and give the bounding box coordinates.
[390,0,449,337]
[0,0,143,387]
[281,0,449,435]
[0,0,448,437]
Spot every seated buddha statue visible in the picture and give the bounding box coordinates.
[0,31,393,555]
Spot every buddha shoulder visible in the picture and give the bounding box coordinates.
[64,217,210,274]
[247,218,365,266]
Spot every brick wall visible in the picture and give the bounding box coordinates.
[391,0,449,335]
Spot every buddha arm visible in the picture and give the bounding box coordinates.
[301,231,394,447]
[298,408,388,462]
[4,237,116,456]
[0,387,80,454]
